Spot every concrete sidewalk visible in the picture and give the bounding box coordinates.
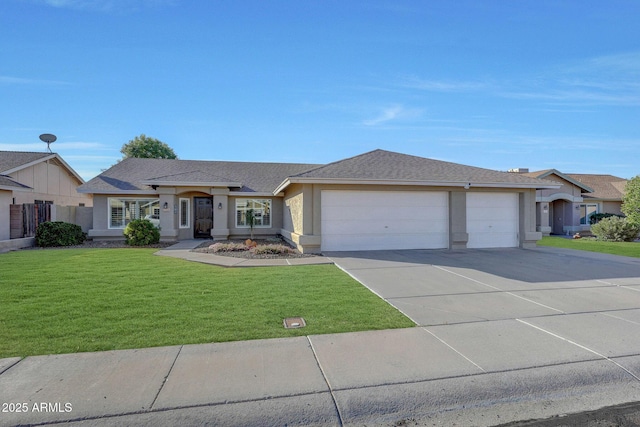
[2,328,640,426]
[154,239,333,267]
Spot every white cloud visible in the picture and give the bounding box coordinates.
[41,0,176,12]
[400,76,489,92]
[0,75,69,85]
[362,105,422,126]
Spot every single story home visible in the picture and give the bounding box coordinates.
[78,149,561,253]
[0,151,93,245]
[0,151,92,207]
[514,168,628,236]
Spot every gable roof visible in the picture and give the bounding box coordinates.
[0,174,32,192]
[0,151,85,184]
[566,173,627,200]
[522,169,593,192]
[275,149,560,193]
[78,157,321,194]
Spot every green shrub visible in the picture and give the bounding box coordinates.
[591,216,640,242]
[123,219,160,246]
[36,221,86,247]
[590,212,623,225]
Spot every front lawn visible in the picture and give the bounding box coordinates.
[0,249,414,358]
[538,236,640,258]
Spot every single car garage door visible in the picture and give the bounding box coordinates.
[467,192,518,248]
[321,190,449,251]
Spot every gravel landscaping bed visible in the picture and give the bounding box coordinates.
[192,239,321,259]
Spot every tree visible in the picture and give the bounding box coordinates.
[622,175,640,226]
[120,134,178,160]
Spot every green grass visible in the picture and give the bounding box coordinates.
[0,249,414,358]
[538,236,640,258]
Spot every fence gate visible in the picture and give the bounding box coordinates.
[9,203,52,238]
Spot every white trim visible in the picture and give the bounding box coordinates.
[274,177,560,194]
[179,198,190,229]
[107,197,160,229]
[235,198,272,228]
[537,193,584,203]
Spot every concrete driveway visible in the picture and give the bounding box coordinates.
[326,246,640,384]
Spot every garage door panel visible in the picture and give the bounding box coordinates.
[467,193,518,248]
[323,218,448,235]
[321,191,449,251]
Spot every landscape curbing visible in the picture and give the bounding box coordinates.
[154,239,334,267]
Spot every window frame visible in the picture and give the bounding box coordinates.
[179,198,190,229]
[235,198,272,228]
[579,203,598,225]
[108,197,160,229]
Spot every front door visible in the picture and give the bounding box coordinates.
[194,197,213,238]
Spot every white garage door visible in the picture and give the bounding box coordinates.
[467,193,519,248]
[321,190,449,251]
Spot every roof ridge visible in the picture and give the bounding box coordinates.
[289,148,388,177]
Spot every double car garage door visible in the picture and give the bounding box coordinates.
[321,190,518,251]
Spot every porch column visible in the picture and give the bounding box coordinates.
[538,201,551,235]
[211,189,229,240]
[520,190,542,249]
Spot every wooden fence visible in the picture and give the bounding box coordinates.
[9,203,52,238]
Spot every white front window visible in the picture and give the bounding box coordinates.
[108,198,160,229]
[580,204,598,225]
[236,199,271,228]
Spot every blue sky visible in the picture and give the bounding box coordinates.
[1,0,639,181]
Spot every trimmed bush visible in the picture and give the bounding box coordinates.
[123,219,160,246]
[208,242,247,252]
[250,244,295,255]
[36,221,86,247]
[590,212,623,225]
[591,216,640,242]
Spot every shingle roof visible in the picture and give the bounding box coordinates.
[78,158,321,194]
[567,173,627,200]
[80,149,561,194]
[0,174,31,191]
[289,149,558,187]
[0,151,54,173]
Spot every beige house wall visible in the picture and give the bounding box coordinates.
[9,160,92,207]
[281,183,540,253]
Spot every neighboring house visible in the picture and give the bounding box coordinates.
[0,175,31,241]
[517,169,627,235]
[78,149,560,253]
[0,151,92,207]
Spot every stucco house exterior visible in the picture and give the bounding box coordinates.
[517,169,627,236]
[78,149,560,253]
[0,151,92,207]
[0,175,31,241]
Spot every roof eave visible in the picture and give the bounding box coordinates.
[536,169,594,193]
[140,180,243,187]
[276,177,561,191]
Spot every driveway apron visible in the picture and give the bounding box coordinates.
[326,247,640,379]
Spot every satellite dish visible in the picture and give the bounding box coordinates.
[39,133,57,153]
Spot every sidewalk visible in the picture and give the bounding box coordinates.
[154,239,334,267]
[2,328,639,426]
